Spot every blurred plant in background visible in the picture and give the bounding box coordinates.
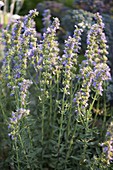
[0,0,24,30]
[73,0,113,15]
[0,0,24,61]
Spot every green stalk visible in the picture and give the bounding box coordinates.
[41,101,45,144]
[41,76,47,145]
[65,93,97,164]
[86,93,97,124]
[65,121,78,164]
[92,99,99,128]
[18,134,31,169]
[27,126,33,148]
[58,92,65,148]
[65,79,79,162]
[82,93,98,161]
[55,91,66,170]
[51,73,60,138]
[67,81,72,138]
[40,73,48,170]
[66,107,82,162]
[102,83,107,131]
[14,140,20,170]
[49,79,52,128]
[0,101,8,123]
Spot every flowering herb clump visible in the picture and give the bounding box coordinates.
[1,9,112,170]
[74,13,111,114]
[8,108,30,140]
[2,9,38,96]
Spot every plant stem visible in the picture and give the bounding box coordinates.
[58,92,65,148]
[67,81,72,138]
[65,121,78,163]
[14,140,20,170]
[82,93,97,160]
[49,79,52,128]
[41,75,47,145]
[92,99,99,128]
[102,85,107,131]
[51,73,60,138]
[18,134,31,169]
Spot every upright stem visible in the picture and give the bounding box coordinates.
[93,100,99,128]
[86,94,97,127]
[51,73,60,138]
[41,75,47,145]
[49,79,52,128]
[18,134,31,169]
[67,80,73,138]
[14,140,20,170]
[55,91,66,170]
[82,93,97,160]
[58,92,65,148]
[41,98,45,145]
[0,101,8,123]
[65,122,78,163]
[102,84,107,131]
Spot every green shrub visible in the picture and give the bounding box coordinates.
[0,9,113,170]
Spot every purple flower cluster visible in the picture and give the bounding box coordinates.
[62,25,83,94]
[22,27,37,71]
[74,13,111,113]
[23,9,38,29]
[8,108,30,140]
[19,79,33,106]
[2,10,38,96]
[39,17,60,73]
[92,63,111,95]
[44,17,60,35]
[26,14,60,75]
[101,121,113,164]
[62,25,83,67]
[7,79,32,140]
[74,64,93,112]
[11,21,22,42]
